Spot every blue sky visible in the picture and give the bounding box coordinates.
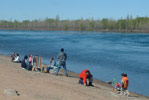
[0,0,149,21]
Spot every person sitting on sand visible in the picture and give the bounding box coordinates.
[26,54,33,71]
[29,54,33,67]
[21,55,28,69]
[13,53,20,63]
[79,69,94,86]
[121,73,130,96]
[45,57,57,73]
[11,52,15,61]
[32,55,37,71]
[113,83,121,94]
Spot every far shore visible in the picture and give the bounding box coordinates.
[1,28,149,34]
[0,54,148,100]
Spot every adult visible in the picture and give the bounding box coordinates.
[26,54,33,71]
[79,69,93,86]
[32,55,37,71]
[13,53,20,63]
[29,54,33,67]
[56,48,68,77]
[21,55,28,69]
[11,52,15,61]
[46,57,57,73]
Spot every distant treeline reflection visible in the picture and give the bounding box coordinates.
[0,15,149,32]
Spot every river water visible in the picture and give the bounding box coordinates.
[0,30,149,96]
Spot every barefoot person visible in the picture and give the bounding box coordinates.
[79,69,93,86]
[56,48,68,77]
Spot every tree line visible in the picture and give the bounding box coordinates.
[0,15,149,32]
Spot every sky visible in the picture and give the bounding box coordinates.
[0,0,149,21]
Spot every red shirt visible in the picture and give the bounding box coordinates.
[123,77,129,88]
[79,69,92,84]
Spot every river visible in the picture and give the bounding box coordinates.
[0,30,149,96]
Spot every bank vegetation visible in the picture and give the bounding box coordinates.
[0,15,149,32]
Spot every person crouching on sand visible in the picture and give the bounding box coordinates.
[79,69,94,86]
[121,73,130,96]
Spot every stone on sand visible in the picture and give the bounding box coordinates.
[4,89,19,96]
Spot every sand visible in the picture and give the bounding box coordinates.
[0,55,148,100]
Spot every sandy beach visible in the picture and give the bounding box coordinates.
[0,54,148,100]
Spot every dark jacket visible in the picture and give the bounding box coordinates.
[57,52,67,62]
[21,59,27,69]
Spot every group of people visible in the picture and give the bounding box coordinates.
[78,69,130,96]
[21,54,35,71]
[11,48,68,76]
[11,48,130,96]
[113,73,130,96]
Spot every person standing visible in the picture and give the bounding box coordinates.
[56,48,68,77]
[121,73,130,96]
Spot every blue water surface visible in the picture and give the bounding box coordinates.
[0,30,149,96]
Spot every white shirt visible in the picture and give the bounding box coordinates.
[13,56,19,62]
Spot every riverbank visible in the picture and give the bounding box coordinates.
[0,54,148,100]
[1,28,149,34]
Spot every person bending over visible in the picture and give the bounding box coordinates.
[79,69,94,86]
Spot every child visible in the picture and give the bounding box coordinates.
[121,73,130,96]
[113,83,121,94]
